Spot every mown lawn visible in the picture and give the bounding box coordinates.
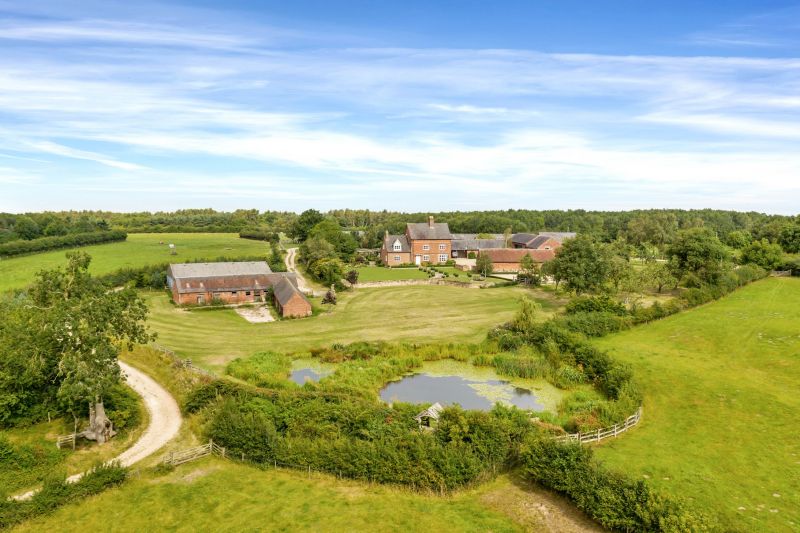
[11,458,523,533]
[144,285,538,371]
[0,233,268,293]
[594,277,800,532]
[355,266,429,281]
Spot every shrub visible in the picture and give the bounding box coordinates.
[555,312,632,337]
[226,352,292,388]
[103,384,142,431]
[521,438,713,532]
[565,295,627,316]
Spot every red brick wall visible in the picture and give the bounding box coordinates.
[278,294,312,317]
[409,239,451,264]
[175,290,264,305]
[380,249,412,265]
[492,262,522,273]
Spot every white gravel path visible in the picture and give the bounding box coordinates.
[285,247,319,296]
[12,361,182,500]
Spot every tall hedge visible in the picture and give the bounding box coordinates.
[0,230,127,258]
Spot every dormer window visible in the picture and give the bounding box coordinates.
[393,240,402,251]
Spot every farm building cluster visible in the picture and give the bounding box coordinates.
[380,216,574,270]
[166,261,311,318]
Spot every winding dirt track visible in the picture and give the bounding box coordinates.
[12,361,182,500]
[285,247,317,295]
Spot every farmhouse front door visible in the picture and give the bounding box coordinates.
[415,255,421,265]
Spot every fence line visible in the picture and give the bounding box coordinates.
[162,439,227,466]
[555,407,642,445]
[771,270,792,277]
[56,433,76,450]
[149,343,217,378]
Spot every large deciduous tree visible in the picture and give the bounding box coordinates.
[290,209,325,242]
[666,228,731,286]
[740,239,783,270]
[475,252,493,278]
[546,235,612,294]
[0,252,152,440]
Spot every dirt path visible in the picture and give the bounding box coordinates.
[12,361,182,501]
[285,247,319,296]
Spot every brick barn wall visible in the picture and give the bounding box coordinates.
[278,294,312,317]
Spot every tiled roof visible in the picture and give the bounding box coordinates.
[510,233,537,246]
[450,233,504,240]
[384,234,410,253]
[483,248,555,263]
[406,222,452,240]
[273,276,306,306]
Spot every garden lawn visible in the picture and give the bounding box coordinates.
[0,233,268,293]
[594,277,800,532]
[355,266,429,281]
[11,458,523,533]
[143,285,537,371]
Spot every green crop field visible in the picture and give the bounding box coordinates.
[143,284,550,371]
[595,278,800,532]
[0,233,269,293]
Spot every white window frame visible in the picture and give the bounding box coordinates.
[393,242,402,251]
[438,244,446,251]
[422,254,430,262]
[422,244,430,251]
[394,255,400,261]
[438,254,447,263]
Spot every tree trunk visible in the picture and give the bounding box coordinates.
[79,401,116,444]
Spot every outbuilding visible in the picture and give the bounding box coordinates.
[273,276,312,318]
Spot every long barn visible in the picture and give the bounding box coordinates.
[166,261,303,310]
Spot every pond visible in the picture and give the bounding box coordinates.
[379,359,564,412]
[289,358,335,385]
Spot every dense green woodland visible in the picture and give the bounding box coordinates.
[3,209,799,252]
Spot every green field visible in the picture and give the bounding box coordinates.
[595,278,800,532]
[355,266,429,281]
[144,285,542,371]
[0,233,269,293]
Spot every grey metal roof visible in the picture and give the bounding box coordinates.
[538,232,576,243]
[169,261,271,279]
[511,233,537,245]
[451,238,506,251]
[384,234,410,253]
[273,276,305,306]
[527,235,551,249]
[406,222,452,240]
[450,233,504,240]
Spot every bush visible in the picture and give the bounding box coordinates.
[0,463,127,528]
[226,352,292,388]
[565,295,627,316]
[0,230,127,258]
[555,312,633,337]
[103,384,142,431]
[521,439,713,531]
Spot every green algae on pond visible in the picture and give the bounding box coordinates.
[380,359,564,413]
[290,358,336,385]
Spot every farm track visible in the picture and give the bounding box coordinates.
[12,361,182,501]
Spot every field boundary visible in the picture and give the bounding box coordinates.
[555,407,642,445]
[150,342,217,378]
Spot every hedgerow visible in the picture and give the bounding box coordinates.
[0,230,127,258]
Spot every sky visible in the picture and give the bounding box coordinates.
[1,0,799,214]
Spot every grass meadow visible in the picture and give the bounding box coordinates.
[0,233,268,293]
[142,284,557,371]
[595,277,800,532]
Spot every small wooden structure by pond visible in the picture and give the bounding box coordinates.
[414,402,443,429]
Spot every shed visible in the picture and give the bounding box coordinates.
[414,402,443,429]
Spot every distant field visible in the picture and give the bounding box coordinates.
[142,285,555,371]
[355,266,429,281]
[595,278,800,532]
[0,233,268,293]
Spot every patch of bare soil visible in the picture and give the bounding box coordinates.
[180,465,221,484]
[235,306,275,323]
[480,475,604,533]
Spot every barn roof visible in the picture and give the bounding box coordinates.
[510,233,537,246]
[169,261,271,279]
[451,238,506,251]
[414,402,443,422]
[538,232,576,243]
[273,276,306,306]
[484,248,555,263]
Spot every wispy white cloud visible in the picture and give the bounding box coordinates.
[0,3,798,213]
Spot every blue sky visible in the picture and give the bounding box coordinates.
[1,0,799,214]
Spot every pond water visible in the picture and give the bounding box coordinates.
[289,358,335,385]
[379,359,563,412]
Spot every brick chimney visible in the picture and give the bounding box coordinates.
[428,215,434,228]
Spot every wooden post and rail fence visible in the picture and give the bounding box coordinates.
[555,406,642,445]
[162,440,226,467]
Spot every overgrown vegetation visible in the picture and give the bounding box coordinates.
[0,230,127,258]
